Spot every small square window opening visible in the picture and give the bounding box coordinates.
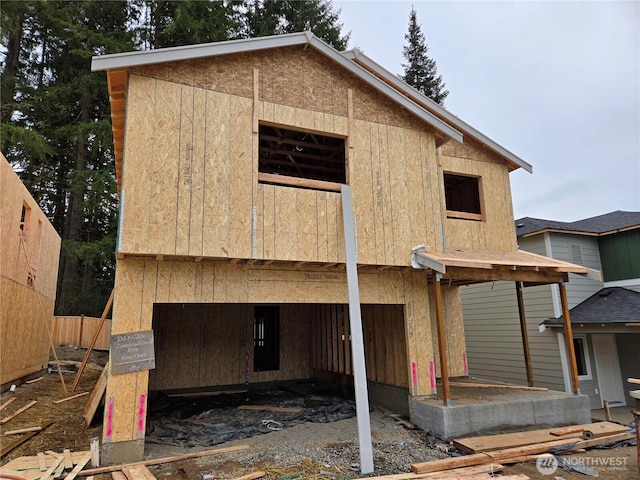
[443,173,483,221]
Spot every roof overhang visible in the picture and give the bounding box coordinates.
[410,246,601,286]
[343,49,533,174]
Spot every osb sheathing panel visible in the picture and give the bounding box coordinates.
[1,156,60,385]
[439,150,517,252]
[428,283,467,379]
[131,46,432,132]
[121,47,445,266]
[104,259,437,443]
[148,303,312,390]
[0,278,52,385]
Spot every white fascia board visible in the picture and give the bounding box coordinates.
[343,49,533,174]
[308,38,462,143]
[411,252,446,273]
[92,31,313,72]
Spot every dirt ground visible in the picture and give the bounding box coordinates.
[0,347,638,479]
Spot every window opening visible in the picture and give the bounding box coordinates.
[443,173,483,221]
[258,124,346,191]
[254,306,280,371]
[20,203,31,240]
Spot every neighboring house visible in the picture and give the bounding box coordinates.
[0,153,61,390]
[92,32,589,465]
[462,211,640,410]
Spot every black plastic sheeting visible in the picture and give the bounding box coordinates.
[145,383,357,447]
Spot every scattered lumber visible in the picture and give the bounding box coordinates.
[452,421,629,454]
[411,437,580,474]
[77,445,250,476]
[440,381,547,392]
[2,426,42,436]
[53,392,89,404]
[1,448,89,479]
[121,464,157,480]
[237,405,301,413]
[112,473,127,480]
[0,420,53,458]
[231,472,266,480]
[0,401,38,424]
[566,432,635,450]
[0,397,17,411]
[377,406,416,429]
[627,377,640,385]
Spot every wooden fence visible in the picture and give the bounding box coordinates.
[51,315,111,350]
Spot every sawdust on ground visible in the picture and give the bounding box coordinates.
[0,347,637,480]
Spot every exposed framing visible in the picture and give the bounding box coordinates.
[258,123,347,191]
[443,172,485,222]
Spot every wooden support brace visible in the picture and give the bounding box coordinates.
[433,275,450,406]
[559,282,579,394]
[515,281,534,386]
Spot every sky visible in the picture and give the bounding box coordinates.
[333,0,640,222]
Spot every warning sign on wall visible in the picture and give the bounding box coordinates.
[110,330,156,375]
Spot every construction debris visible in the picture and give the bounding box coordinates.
[1,449,90,480]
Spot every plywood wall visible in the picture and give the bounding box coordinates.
[148,303,312,390]
[51,316,112,351]
[1,155,61,386]
[439,141,517,252]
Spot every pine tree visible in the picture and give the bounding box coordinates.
[244,0,349,50]
[402,7,448,105]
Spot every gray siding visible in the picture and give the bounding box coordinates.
[548,233,603,308]
[462,235,567,391]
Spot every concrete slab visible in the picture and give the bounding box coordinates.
[409,386,591,438]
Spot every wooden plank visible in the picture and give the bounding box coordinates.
[353,463,505,479]
[41,456,65,480]
[568,432,635,450]
[0,397,16,411]
[38,452,47,471]
[63,449,73,469]
[165,389,247,398]
[2,425,42,436]
[122,464,157,480]
[231,472,265,480]
[453,422,628,454]
[559,282,579,394]
[77,445,249,476]
[0,400,37,424]
[411,437,581,474]
[112,473,128,480]
[53,392,89,404]
[237,405,301,414]
[25,376,45,384]
[84,363,108,426]
[62,452,91,480]
[0,420,53,458]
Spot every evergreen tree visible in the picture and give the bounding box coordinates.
[401,7,448,105]
[244,0,349,50]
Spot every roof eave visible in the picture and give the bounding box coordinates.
[342,49,533,174]
[92,31,314,72]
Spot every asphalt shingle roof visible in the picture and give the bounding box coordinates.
[515,211,640,237]
[544,287,640,325]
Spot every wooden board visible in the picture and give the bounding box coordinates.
[84,363,108,426]
[122,464,157,480]
[452,422,629,454]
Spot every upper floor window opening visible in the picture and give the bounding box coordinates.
[258,123,346,192]
[20,202,31,240]
[443,172,484,221]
